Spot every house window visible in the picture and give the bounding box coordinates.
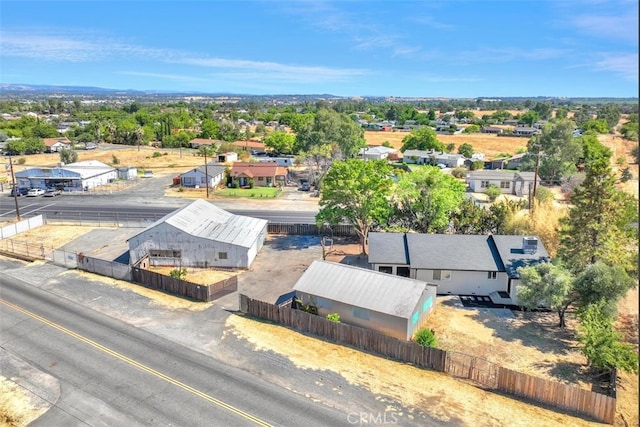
[219,252,228,260]
[183,177,195,185]
[481,180,490,188]
[411,312,419,325]
[353,307,370,320]
[378,266,393,274]
[316,297,332,309]
[433,270,451,281]
[487,271,497,279]
[397,267,410,278]
[149,249,181,258]
[258,177,264,181]
[500,181,510,189]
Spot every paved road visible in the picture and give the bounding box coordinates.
[0,199,318,224]
[1,274,349,427]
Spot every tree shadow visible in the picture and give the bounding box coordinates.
[468,308,580,357]
[267,235,320,250]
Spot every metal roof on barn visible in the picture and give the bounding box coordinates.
[293,260,432,319]
[132,199,267,248]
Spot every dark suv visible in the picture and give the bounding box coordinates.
[10,187,29,197]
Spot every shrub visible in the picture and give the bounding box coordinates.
[451,167,467,179]
[17,158,26,165]
[470,160,484,170]
[326,313,341,323]
[152,151,162,158]
[485,184,502,202]
[169,267,188,280]
[111,154,120,165]
[535,186,554,205]
[414,328,438,348]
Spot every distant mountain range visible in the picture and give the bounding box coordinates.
[0,83,637,103]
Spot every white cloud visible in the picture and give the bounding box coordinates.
[456,47,570,64]
[570,13,639,44]
[409,16,454,30]
[0,29,367,84]
[0,30,170,62]
[175,57,367,82]
[592,53,639,80]
[118,71,211,84]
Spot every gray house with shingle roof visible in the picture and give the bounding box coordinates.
[368,233,549,305]
[467,170,539,196]
[293,260,437,340]
[179,162,227,188]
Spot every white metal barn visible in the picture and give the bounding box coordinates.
[128,199,268,269]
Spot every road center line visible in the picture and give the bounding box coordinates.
[0,298,272,427]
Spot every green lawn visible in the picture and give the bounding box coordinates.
[215,187,282,198]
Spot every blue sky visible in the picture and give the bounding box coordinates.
[1,0,638,97]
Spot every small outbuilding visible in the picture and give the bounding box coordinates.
[128,199,267,269]
[293,260,437,340]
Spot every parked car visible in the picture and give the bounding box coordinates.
[299,182,311,191]
[27,188,45,197]
[44,188,62,197]
[10,187,29,197]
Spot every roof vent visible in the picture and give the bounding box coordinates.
[522,236,538,254]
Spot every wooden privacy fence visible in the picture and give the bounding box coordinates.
[445,351,498,389]
[498,367,616,424]
[239,294,617,424]
[240,294,446,372]
[132,267,237,302]
[268,223,355,236]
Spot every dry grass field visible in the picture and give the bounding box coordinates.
[10,145,215,177]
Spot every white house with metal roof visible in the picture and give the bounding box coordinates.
[402,149,465,168]
[368,233,549,305]
[128,199,267,269]
[357,145,397,161]
[293,260,437,340]
[15,160,117,191]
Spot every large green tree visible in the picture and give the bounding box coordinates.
[389,167,466,233]
[263,131,295,154]
[558,155,638,276]
[400,127,445,152]
[517,262,575,328]
[295,109,365,159]
[317,159,393,254]
[597,104,621,129]
[578,301,639,375]
[573,262,636,317]
[524,120,582,184]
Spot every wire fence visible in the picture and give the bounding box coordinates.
[0,238,77,267]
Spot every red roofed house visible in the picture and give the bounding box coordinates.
[229,162,288,188]
[43,137,72,153]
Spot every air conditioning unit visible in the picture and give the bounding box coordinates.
[522,237,538,254]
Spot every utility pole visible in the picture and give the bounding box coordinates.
[9,155,20,220]
[204,148,209,198]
